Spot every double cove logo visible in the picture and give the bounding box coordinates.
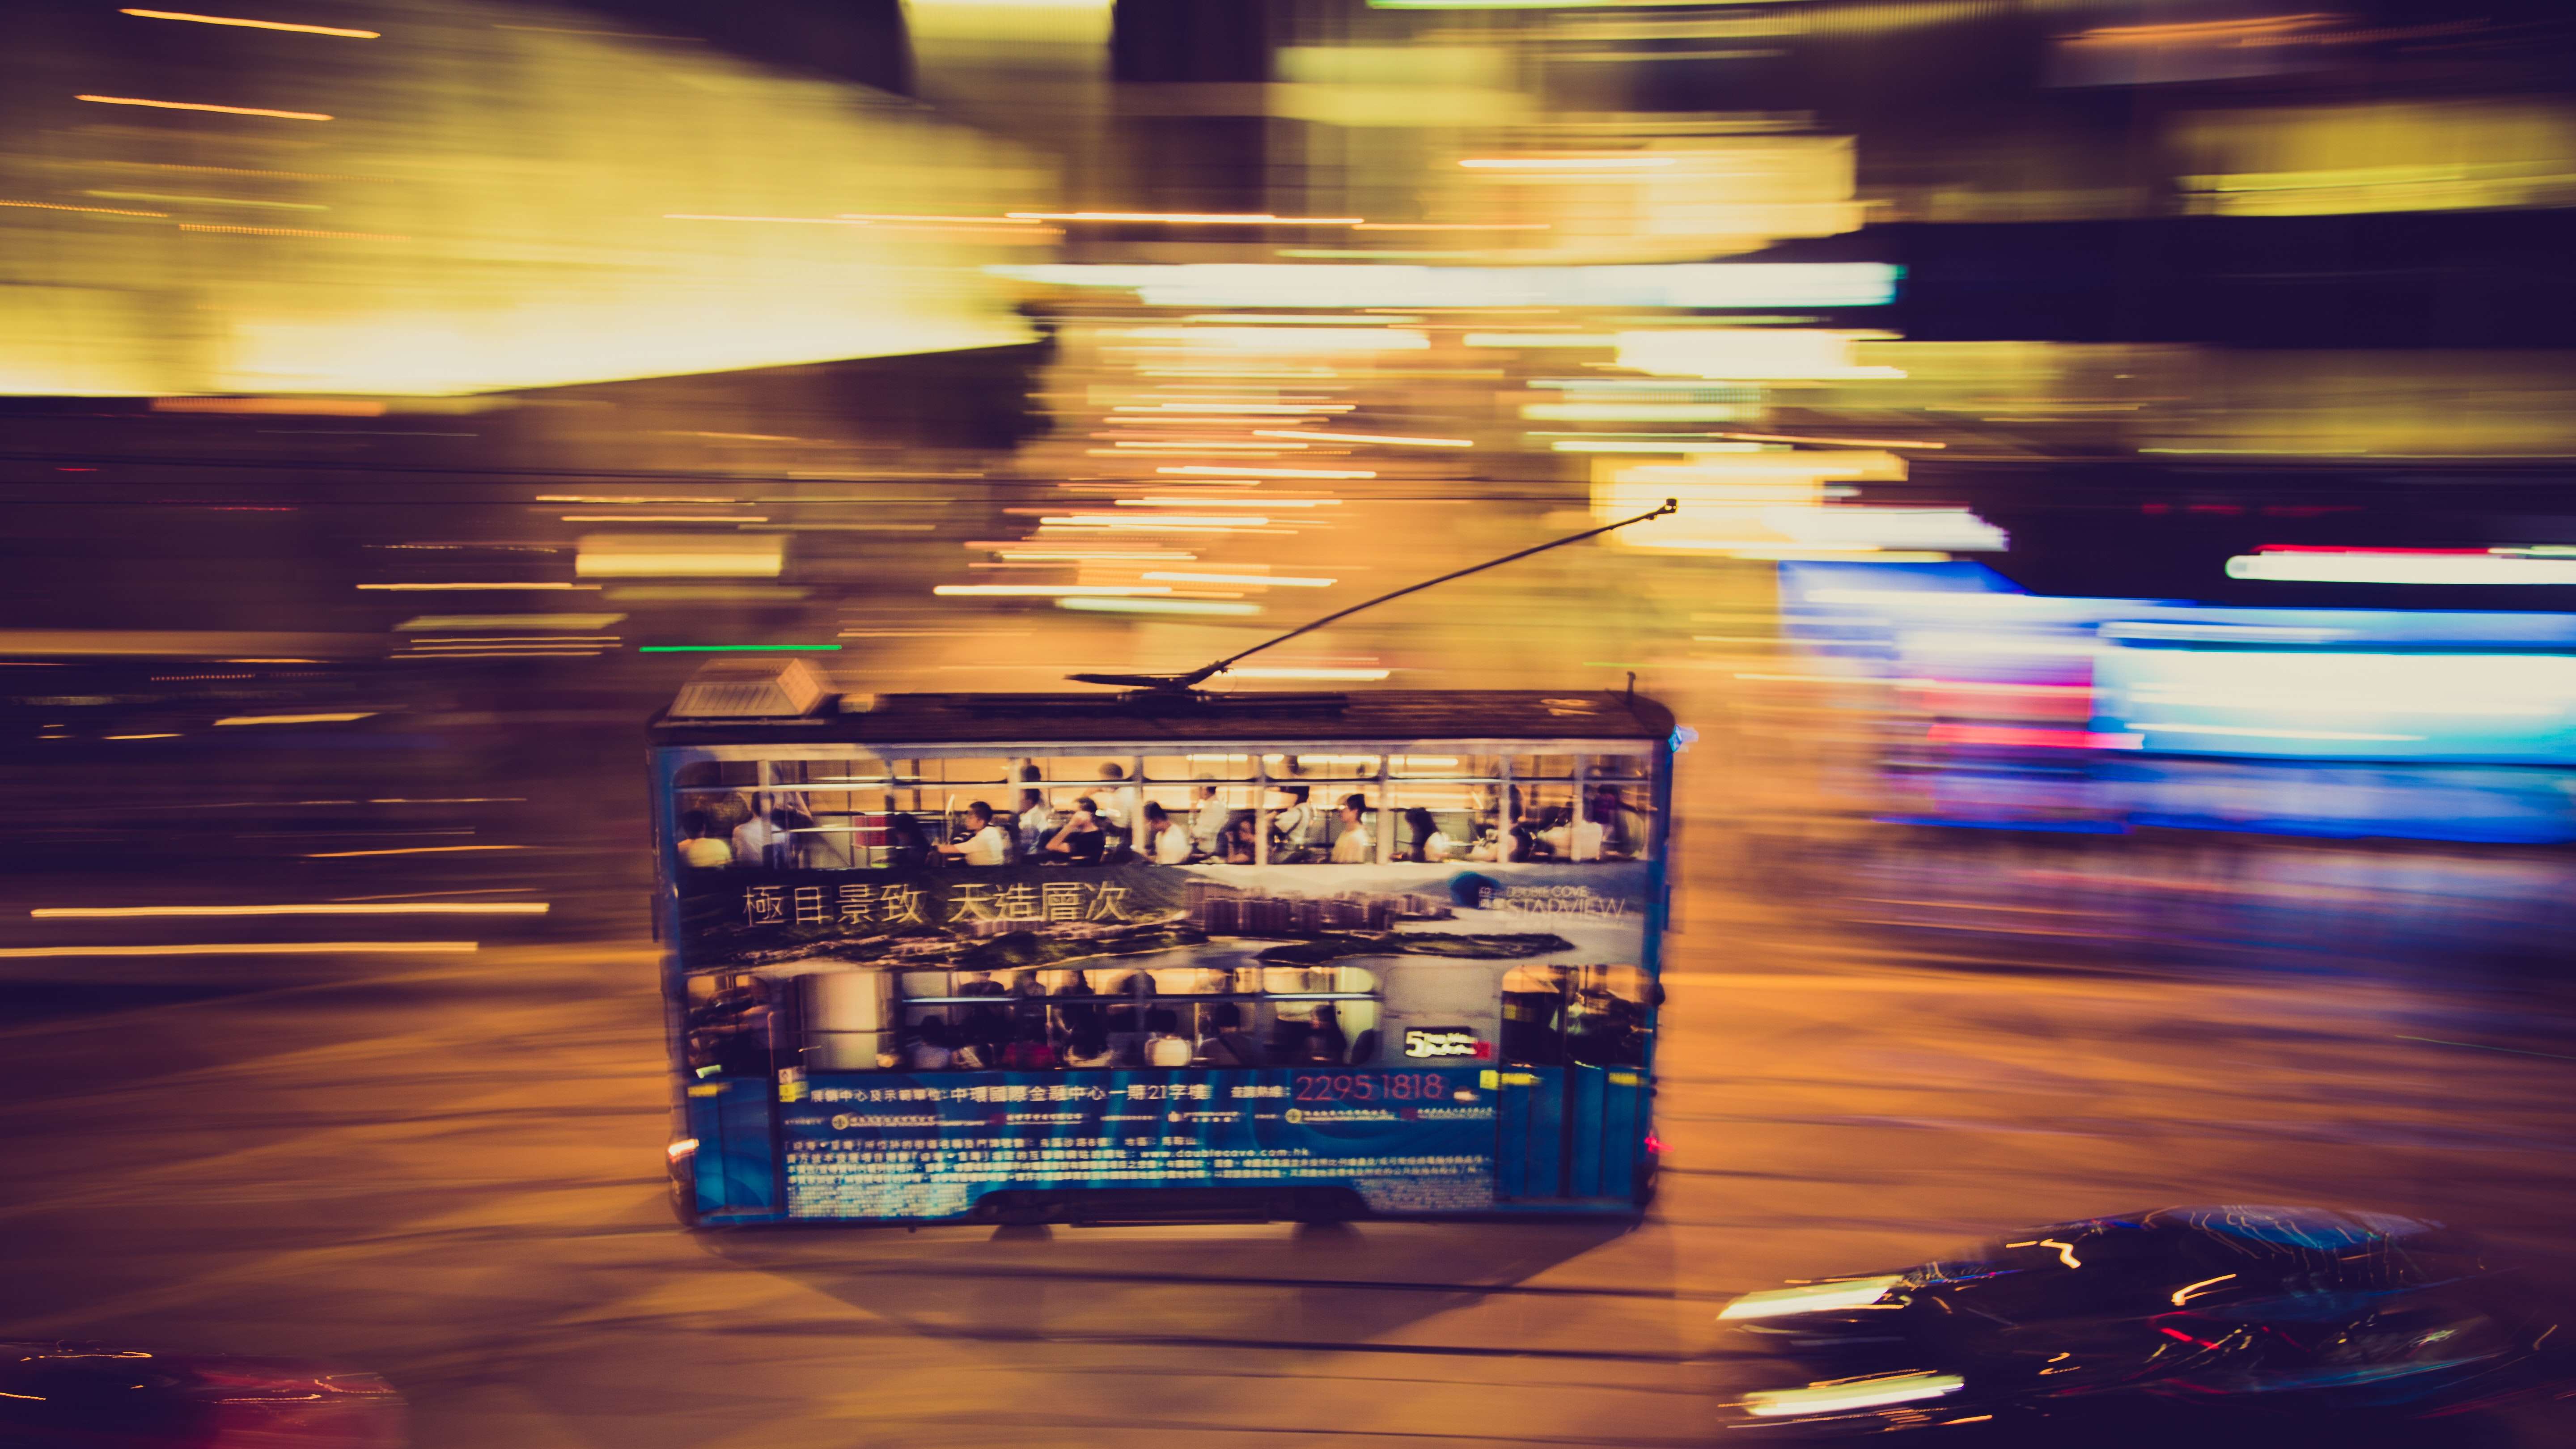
[1403,1028,1481,1059]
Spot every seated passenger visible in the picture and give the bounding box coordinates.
[1218,816,1257,864]
[934,801,1014,866]
[1329,794,1373,864]
[1403,807,1454,864]
[1000,1021,1056,1070]
[677,810,733,869]
[1197,1002,1261,1067]
[1142,1007,1193,1067]
[1043,797,1106,864]
[1137,801,1192,864]
[1062,1030,1117,1069]
[906,1017,955,1071]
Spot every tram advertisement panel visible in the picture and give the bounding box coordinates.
[674,860,1651,973]
[784,1066,1499,1219]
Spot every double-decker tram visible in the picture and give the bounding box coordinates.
[655,665,1676,1225]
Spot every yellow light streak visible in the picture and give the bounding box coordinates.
[1714,431,1947,449]
[1114,403,1357,415]
[835,212,1042,225]
[357,583,599,591]
[1252,428,1471,448]
[0,941,478,958]
[212,712,374,726]
[394,650,603,659]
[1157,465,1374,479]
[2172,1274,2236,1305]
[104,733,182,740]
[1144,572,1335,588]
[1459,156,1674,170]
[558,515,767,523]
[34,902,547,918]
[120,8,381,38]
[1006,211,1364,225]
[1351,221,1551,231]
[76,94,332,120]
[306,844,529,858]
[662,213,870,225]
[535,496,738,504]
[1041,515,1270,529]
[1228,666,1387,680]
[1119,496,1338,508]
[180,224,405,239]
[0,198,168,217]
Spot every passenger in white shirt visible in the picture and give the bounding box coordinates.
[1402,807,1454,863]
[932,801,1013,866]
[1095,762,1137,831]
[1138,801,1193,864]
[1015,788,1056,858]
[1143,1008,1194,1067]
[731,800,793,869]
[1270,786,1314,857]
[1329,794,1375,864]
[1188,784,1229,854]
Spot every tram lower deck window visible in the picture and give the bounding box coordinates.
[773,963,1384,1073]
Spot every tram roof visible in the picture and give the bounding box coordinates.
[649,688,1674,748]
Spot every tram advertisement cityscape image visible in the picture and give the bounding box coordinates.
[675,860,1654,1220]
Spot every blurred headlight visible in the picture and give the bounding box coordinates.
[1741,1371,1963,1418]
[1717,1274,1903,1321]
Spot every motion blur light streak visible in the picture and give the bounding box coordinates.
[1056,598,1260,615]
[118,8,381,38]
[306,845,528,858]
[1741,1374,1966,1418]
[212,713,374,726]
[1143,572,1335,587]
[33,903,549,918]
[0,942,478,958]
[357,583,600,591]
[1719,1275,1903,1321]
[1226,667,1391,681]
[932,585,1175,597]
[1251,429,1473,447]
[2226,551,2576,584]
[74,94,333,120]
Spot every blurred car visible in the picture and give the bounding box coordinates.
[0,1342,403,1448]
[1715,1205,2566,1437]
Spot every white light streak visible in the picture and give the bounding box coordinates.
[1227,667,1390,681]
[1057,598,1261,616]
[933,585,1176,597]
[1740,1373,1963,1419]
[1459,156,1678,170]
[1252,428,1471,448]
[1718,1276,1902,1322]
[2225,552,2576,585]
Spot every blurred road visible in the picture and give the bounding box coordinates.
[2,317,2574,1447]
[5,791,2575,1446]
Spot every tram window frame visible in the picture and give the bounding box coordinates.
[669,741,1657,870]
[804,962,1385,1071]
[1497,964,1650,1068]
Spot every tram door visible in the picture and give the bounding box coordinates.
[1494,971,1648,1203]
[681,974,784,1219]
